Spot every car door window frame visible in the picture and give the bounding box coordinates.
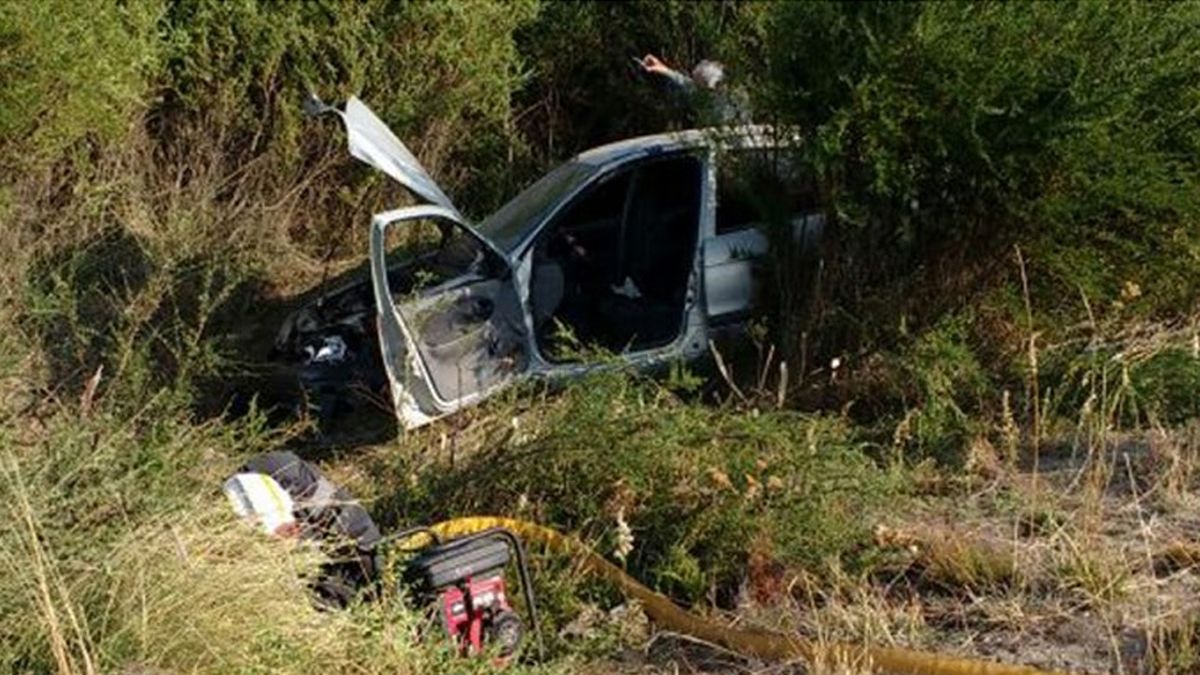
[517,148,712,368]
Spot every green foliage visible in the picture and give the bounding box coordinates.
[766,1,1200,241]
[159,0,538,213]
[383,371,896,605]
[20,228,255,409]
[1041,333,1200,431]
[0,0,161,175]
[762,1,1200,360]
[1127,348,1200,427]
[3,0,541,292]
[888,314,988,464]
[514,0,768,160]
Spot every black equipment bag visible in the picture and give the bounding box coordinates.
[239,451,382,607]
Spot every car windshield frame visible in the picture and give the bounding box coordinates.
[475,160,598,256]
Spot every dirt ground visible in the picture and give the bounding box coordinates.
[576,431,1200,675]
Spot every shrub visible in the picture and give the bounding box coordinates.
[889,315,989,465]
[159,0,537,206]
[0,0,160,177]
[514,1,769,161]
[376,371,897,606]
[760,1,1200,362]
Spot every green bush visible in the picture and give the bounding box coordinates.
[514,1,768,161]
[761,1,1200,361]
[159,0,537,208]
[3,0,542,299]
[891,315,988,465]
[378,371,896,606]
[0,0,160,176]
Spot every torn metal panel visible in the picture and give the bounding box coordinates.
[337,97,462,217]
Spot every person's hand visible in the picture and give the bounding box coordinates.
[639,54,670,75]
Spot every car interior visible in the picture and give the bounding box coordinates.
[715,149,823,238]
[529,154,702,360]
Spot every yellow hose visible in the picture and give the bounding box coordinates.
[428,516,1074,675]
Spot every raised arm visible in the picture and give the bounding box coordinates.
[638,54,695,92]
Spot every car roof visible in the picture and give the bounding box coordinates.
[574,124,782,167]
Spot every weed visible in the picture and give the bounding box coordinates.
[1052,538,1131,608]
[370,370,897,610]
[886,315,988,466]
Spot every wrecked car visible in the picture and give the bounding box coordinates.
[273,96,823,429]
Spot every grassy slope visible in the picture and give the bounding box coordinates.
[3,1,1200,673]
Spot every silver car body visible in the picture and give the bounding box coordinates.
[321,97,817,429]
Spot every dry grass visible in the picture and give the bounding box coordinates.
[814,422,1200,674]
[0,300,554,674]
[0,415,560,674]
[569,390,1200,675]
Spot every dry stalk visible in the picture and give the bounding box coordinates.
[1014,245,1041,490]
[709,340,748,404]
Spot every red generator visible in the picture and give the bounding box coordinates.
[403,528,541,660]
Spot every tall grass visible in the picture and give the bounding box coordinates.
[0,286,570,672]
[3,1,1200,672]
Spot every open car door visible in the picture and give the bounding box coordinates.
[322,96,530,428]
[369,208,530,429]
